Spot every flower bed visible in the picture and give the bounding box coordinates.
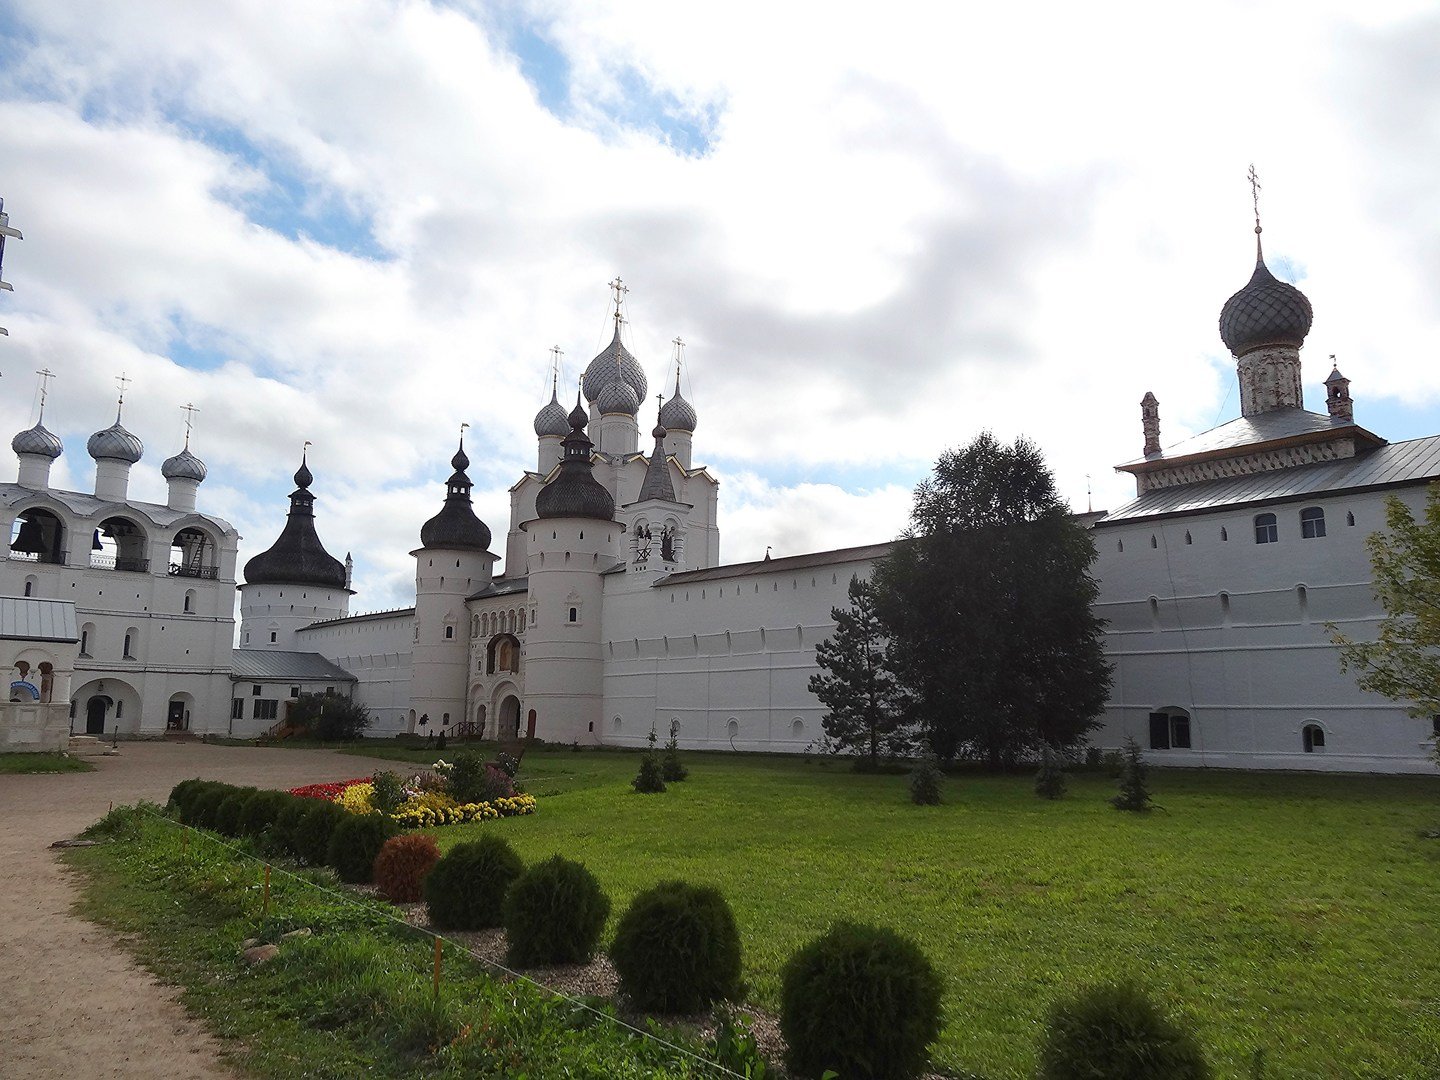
[286,762,536,829]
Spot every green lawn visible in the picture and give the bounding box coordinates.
[348,745,1440,1079]
[0,751,93,773]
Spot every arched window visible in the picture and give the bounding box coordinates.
[79,623,95,657]
[726,718,739,739]
[10,507,67,565]
[1184,531,1192,545]
[1346,511,1355,527]
[92,516,149,572]
[1117,539,1124,553]
[1300,506,1326,539]
[1302,723,1326,752]
[170,526,218,578]
[612,716,622,733]
[1219,591,1231,622]
[183,589,196,613]
[22,578,33,597]
[1221,527,1229,542]
[444,625,454,639]
[1297,584,1309,618]
[791,718,805,739]
[568,607,578,623]
[1254,513,1278,544]
[123,632,133,658]
[1148,707,1193,750]
[1149,534,1158,549]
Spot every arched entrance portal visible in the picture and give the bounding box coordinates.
[85,695,113,735]
[498,695,521,740]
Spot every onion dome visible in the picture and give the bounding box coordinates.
[12,421,62,459]
[535,394,615,521]
[582,325,646,414]
[87,418,143,464]
[1218,234,1313,357]
[420,438,492,551]
[243,453,348,589]
[658,371,697,433]
[161,446,207,482]
[596,378,640,416]
[534,381,571,438]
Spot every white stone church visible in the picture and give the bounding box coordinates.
[5,219,1439,772]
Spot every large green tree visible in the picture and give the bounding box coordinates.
[871,432,1111,765]
[1331,485,1440,751]
[808,575,913,768]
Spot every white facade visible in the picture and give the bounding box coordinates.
[2,414,238,739]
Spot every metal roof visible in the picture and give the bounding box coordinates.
[656,541,897,587]
[230,650,357,682]
[1117,408,1383,469]
[303,607,414,630]
[1099,434,1440,524]
[468,577,529,601]
[0,596,78,642]
[0,483,236,533]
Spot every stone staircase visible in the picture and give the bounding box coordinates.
[66,734,112,756]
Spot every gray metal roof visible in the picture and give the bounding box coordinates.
[1099,434,1440,524]
[303,607,415,630]
[468,577,529,600]
[230,650,357,682]
[0,596,78,642]
[1117,408,1382,468]
[0,483,236,534]
[657,541,897,587]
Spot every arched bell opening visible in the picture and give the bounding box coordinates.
[10,508,67,565]
[92,516,149,573]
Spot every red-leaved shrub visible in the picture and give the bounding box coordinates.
[373,833,441,902]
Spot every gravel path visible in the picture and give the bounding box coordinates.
[0,741,405,1080]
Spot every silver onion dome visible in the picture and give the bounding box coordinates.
[1218,239,1313,357]
[12,422,63,459]
[659,373,697,432]
[161,447,207,482]
[87,420,143,464]
[582,327,647,413]
[534,390,571,438]
[596,379,640,416]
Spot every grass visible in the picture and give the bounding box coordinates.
[0,751,93,773]
[64,807,731,1079]
[342,746,1440,1079]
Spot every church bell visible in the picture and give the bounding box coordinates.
[12,518,46,554]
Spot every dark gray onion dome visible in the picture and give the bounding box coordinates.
[658,372,697,432]
[87,419,144,464]
[12,421,63,459]
[243,455,348,589]
[535,396,615,521]
[534,384,571,438]
[582,325,647,412]
[161,447,207,482]
[1218,238,1313,356]
[420,438,492,551]
[596,378,640,416]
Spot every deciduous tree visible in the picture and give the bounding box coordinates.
[872,432,1111,765]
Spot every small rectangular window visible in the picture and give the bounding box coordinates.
[252,684,262,696]
[1171,716,1192,749]
[1300,507,1326,539]
[569,607,578,622]
[253,699,278,721]
[1254,513,1278,544]
[1148,713,1170,750]
[326,686,335,695]
[230,698,244,720]
[290,686,300,698]
[269,631,277,643]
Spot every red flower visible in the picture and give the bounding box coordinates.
[287,777,372,800]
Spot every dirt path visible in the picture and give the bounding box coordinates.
[0,742,405,1079]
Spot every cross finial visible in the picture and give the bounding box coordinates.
[1248,163,1262,235]
[35,367,54,422]
[671,336,686,360]
[302,439,312,462]
[608,276,628,328]
[181,402,199,449]
[114,372,132,421]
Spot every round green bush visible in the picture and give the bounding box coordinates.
[780,921,943,1080]
[172,780,225,824]
[237,790,291,838]
[1038,982,1210,1080]
[609,881,742,1013]
[186,783,235,829]
[272,797,314,856]
[326,812,398,883]
[212,788,256,837]
[503,856,611,966]
[424,835,524,930]
[293,800,350,865]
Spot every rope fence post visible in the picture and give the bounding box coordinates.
[262,864,271,918]
[433,936,442,1001]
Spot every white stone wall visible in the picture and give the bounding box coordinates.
[237,582,349,650]
[297,610,415,735]
[1092,485,1438,772]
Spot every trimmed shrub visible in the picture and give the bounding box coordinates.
[449,752,514,803]
[272,797,313,857]
[661,734,688,782]
[503,855,611,966]
[188,783,236,829]
[212,788,257,836]
[609,881,742,1013]
[237,790,292,838]
[327,812,398,884]
[293,800,350,865]
[1035,743,1067,800]
[424,835,524,930]
[1039,982,1210,1080]
[373,834,441,902]
[780,921,943,1080]
[167,778,206,816]
[909,753,942,805]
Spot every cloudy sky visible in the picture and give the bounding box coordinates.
[1,0,1437,611]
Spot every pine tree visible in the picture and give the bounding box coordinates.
[808,575,913,769]
[632,725,667,794]
[661,732,689,782]
[909,752,943,805]
[1110,736,1151,812]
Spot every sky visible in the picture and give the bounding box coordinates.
[1,0,1438,613]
